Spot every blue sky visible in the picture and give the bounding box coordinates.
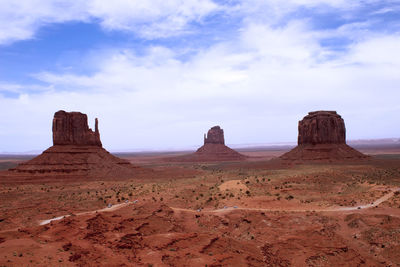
[0,0,400,152]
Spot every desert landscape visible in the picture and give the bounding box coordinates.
[0,111,399,266]
[1,2,400,266]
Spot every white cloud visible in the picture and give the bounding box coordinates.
[2,18,400,152]
[0,82,51,94]
[0,0,219,44]
[1,0,400,152]
[240,21,323,63]
[0,0,89,44]
[346,35,400,66]
[1,0,392,45]
[225,0,360,22]
[88,0,219,38]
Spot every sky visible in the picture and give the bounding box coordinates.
[0,0,400,153]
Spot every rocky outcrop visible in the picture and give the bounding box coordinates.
[204,126,225,145]
[166,126,246,162]
[298,111,345,145]
[53,111,102,146]
[281,111,367,161]
[11,111,141,177]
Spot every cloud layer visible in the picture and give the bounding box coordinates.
[0,0,218,44]
[0,0,399,152]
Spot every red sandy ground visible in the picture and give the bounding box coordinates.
[0,147,400,266]
[165,144,247,162]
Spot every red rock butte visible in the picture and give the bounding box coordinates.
[10,110,140,177]
[53,111,102,147]
[281,111,367,161]
[204,126,225,145]
[167,126,247,162]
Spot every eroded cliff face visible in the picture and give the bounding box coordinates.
[52,110,102,147]
[204,126,225,145]
[298,111,346,145]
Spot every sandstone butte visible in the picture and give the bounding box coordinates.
[167,126,247,162]
[281,111,368,161]
[10,110,140,177]
[52,110,102,147]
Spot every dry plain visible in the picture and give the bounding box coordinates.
[1,147,400,266]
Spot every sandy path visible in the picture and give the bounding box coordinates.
[36,188,399,226]
[172,188,400,214]
[38,202,132,225]
[337,189,397,211]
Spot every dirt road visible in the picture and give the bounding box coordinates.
[172,187,400,214]
[37,188,400,226]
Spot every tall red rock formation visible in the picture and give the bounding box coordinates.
[298,111,345,145]
[281,111,367,161]
[10,110,140,177]
[52,111,102,146]
[204,126,225,145]
[166,126,246,162]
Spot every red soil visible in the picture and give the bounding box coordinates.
[1,148,400,266]
[166,144,247,162]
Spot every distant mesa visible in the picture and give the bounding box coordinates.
[281,111,368,161]
[167,125,247,162]
[10,110,140,177]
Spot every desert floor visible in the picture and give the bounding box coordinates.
[1,147,400,266]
